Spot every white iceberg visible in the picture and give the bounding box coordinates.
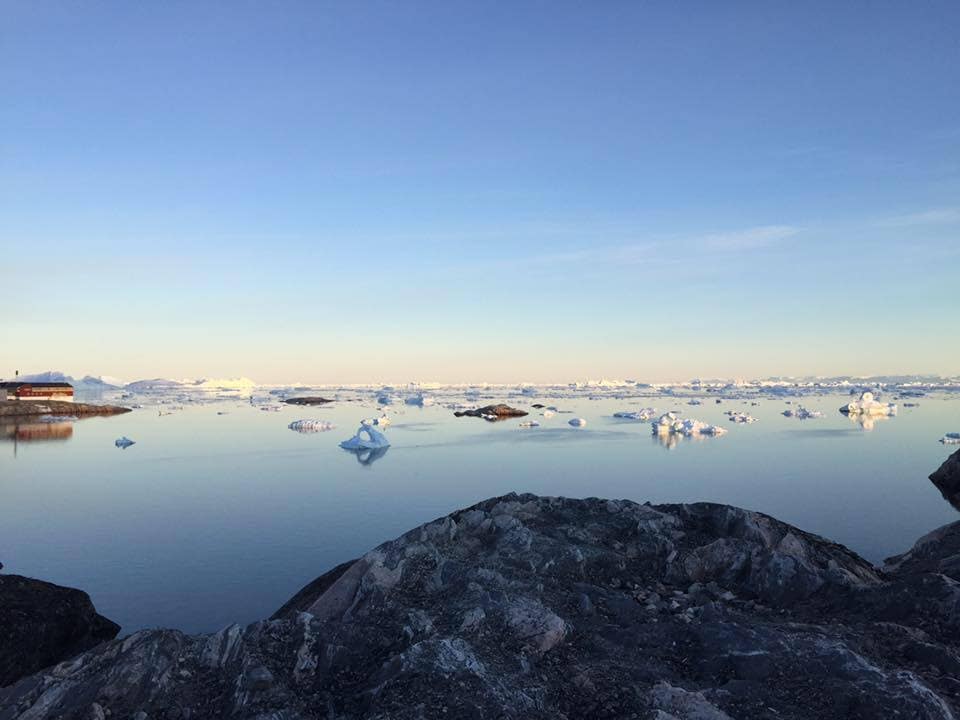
[614,408,657,421]
[361,414,391,427]
[340,425,391,451]
[542,410,556,418]
[115,436,136,449]
[840,392,897,416]
[652,412,727,437]
[568,418,587,427]
[288,419,336,433]
[726,412,757,424]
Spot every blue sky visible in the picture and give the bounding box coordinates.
[1,2,958,383]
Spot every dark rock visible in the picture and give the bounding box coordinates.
[282,397,334,406]
[930,447,960,510]
[0,575,119,688]
[3,493,960,718]
[454,404,529,420]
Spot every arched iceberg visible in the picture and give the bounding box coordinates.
[340,425,391,451]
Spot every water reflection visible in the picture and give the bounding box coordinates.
[844,413,892,431]
[342,446,390,466]
[1,420,74,443]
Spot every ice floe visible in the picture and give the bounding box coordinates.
[840,392,897,416]
[782,406,823,419]
[652,412,727,437]
[288,419,336,433]
[519,420,540,428]
[115,436,135,449]
[361,414,391,427]
[613,408,657,421]
[340,425,391,451]
[725,411,757,424]
[941,433,960,445]
[568,418,587,427]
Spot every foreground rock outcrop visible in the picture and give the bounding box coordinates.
[0,575,119,689]
[4,453,960,719]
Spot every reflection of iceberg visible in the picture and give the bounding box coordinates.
[783,406,823,419]
[846,413,889,431]
[37,414,79,423]
[841,392,897,417]
[346,445,390,466]
[613,408,657,421]
[115,436,135,449]
[340,425,390,451]
[652,412,727,437]
[288,419,335,433]
[941,433,960,445]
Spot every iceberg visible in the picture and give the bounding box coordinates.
[941,433,960,445]
[405,394,434,407]
[114,436,135,449]
[340,425,390,451]
[361,414,391,427]
[288,419,336,433]
[652,412,727,437]
[614,408,657,421]
[725,411,757,424]
[568,418,587,427]
[518,420,540,428]
[840,392,897,416]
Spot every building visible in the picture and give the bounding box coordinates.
[0,381,74,402]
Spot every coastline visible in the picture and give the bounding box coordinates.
[0,401,131,418]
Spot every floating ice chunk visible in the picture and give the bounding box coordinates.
[115,436,135,449]
[518,420,540,428]
[405,394,434,407]
[687,399,703,406]
[260,405,282,412]
[542,410,556,418]
[377,394,395,406]
[614,408,657,421]
[727,412,757,424]
[568,418,587,427]
[840,392,897,416]
[652,412,727,437]
[340,425,390,451]
[941,432,960,445]
[782,406,823,419]
[361,414,391,427]
[288,419,336,433]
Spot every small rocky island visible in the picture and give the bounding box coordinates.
[0,401,130,419]
[3,451,960,719]
[282,397,335,406]
[454,403,529,420]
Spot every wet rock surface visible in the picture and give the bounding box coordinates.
[454,404,529,419]
[0,575,120,689]
[282,397,334,406]
[4,456,960,718]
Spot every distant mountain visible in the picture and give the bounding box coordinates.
[123,378,185,392]
[5,370,73,384]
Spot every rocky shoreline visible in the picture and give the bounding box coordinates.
[2,451,959,719]
[0,401,130,418]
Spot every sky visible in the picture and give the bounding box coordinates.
[1,1,958,384]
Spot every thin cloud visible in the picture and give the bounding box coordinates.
[876,208,960,227]
[699,225,801,251]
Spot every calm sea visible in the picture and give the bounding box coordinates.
[1,391,957,633]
